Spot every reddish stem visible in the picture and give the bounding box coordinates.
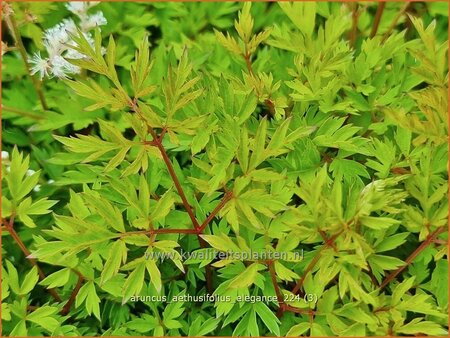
[131,100,200,230]
[3,217,62,302]
[367,265,380,288]
[197,191,233,233]
[318,230,338,252]
[349,3,359,48]
[143,140,158,146]
[284,304,315,316]
[382,3,410,43]
[267,260,286,318]
[379,227,445,290]
[264,99,276,117]
[309,309,314,332]
[370,2,386,38]
[291,251,321,296]
[194,191,233,294]
[373,305,392,314]
[158,126,167,143]
[267,261,284,304]
[243,51,253,74]
[61,275,84,315]
[131,100,220,292]
[292,230,344,295]
[156,142,200,229]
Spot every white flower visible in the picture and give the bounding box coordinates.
[33,184,41,192]
[62,18,78,34]
[44,19,77,57]
[27,3,106,80]
[66,2,87,14]
[1,151,9,160]
[29,52,51,80]
[44,32,68,57]
[81,11,107,31]
[50,55,80,79]
[48,179,55,184]
[44,24,69,46]
[26,169,36,176]
[66,2,100,16]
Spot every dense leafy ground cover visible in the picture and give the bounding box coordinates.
[1,1,449,336]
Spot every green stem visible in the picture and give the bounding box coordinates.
[6,15,48,110]
[2,105,44,120]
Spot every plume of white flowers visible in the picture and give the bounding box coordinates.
[29,1,107,80]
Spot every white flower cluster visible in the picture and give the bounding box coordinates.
[1,150,54,192]
[29,1,107,80]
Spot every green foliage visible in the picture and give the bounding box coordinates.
[1,2,448,337]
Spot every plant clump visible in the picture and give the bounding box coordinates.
[1,2,448,337]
